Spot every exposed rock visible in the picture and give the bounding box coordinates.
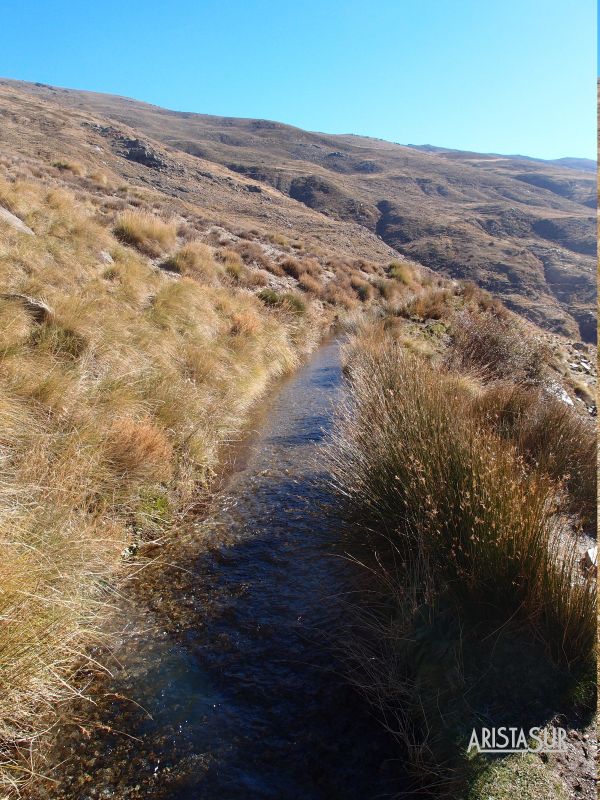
[546,382,574,407]
[123,138,167,169]
[0,293,52,322]
[0,206,34,235]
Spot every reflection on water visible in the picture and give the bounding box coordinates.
[37,340,404,799]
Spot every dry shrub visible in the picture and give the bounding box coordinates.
[298,272,323,295]
[230,310,262,337]
[459,281,508,317]
[350,275,373,302]
[106,417,173,482]
[262,259,285,277]
[114,210,177,256]
[474,382,597,520]
[30,320,87,360]
[244,269,269,287]
[352,258,379,275]
[374,278,404,303]
[329,333,595,667]
[0,299,31,352]
[401,287,452,320]
[280,257,305,279]
[161,242,218,282]
[323,282,358,310]
[233,240,271,269]
[389,261,415,286]
[88,170,109,188]
[218,248,246,281]
[326,336,595,792]
[449,310,548,382]
[52,159,85,177]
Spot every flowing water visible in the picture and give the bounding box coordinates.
[38,340,404,799]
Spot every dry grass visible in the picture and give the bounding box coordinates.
[388,260,416,286]
[160,241,219,281]
[52,159,85,177]
[401,287,453,320]
[106,416,173,482]
[327,327,596,790]
[298,272,323,295]
[449,310,549,382]
[349,275,374,302]
[114,210,177,256]
[0,176,327,792]
[474,382,597,521]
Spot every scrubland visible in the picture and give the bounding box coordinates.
[326,285,596,797]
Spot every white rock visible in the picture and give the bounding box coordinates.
[547,383,574,406]
[584,547,597,568]
[0,206,34,235]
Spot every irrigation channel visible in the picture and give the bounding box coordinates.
[37,339,405,799]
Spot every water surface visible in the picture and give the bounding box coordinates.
[38,340,403,799]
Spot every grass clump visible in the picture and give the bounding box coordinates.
[474,381,597,521]
[258,288,281,307]
[298,272,323,295]
[114,210,177,256]
[401,287,453,320]
[52,159,84,176]
[327,328,596,794]
[160,242,219,282]
[257,288,306,314]
[389,260,415,285]
[449,310,548,383]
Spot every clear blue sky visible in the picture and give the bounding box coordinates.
[0,0,596,159]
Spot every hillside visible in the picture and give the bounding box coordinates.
[0,78,596,797]
[2,78,595,342]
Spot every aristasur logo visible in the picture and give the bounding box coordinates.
[467,726,567,754]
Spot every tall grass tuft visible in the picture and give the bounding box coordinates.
[328,332,595,666]
[114,210,177,256]
[326,329,596,792]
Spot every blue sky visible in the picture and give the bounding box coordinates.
[0,0,596,159]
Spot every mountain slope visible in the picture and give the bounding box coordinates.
[3,78,595,341]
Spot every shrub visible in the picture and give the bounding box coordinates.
[474,382,597,520]
[30,321,87,360]
[449,310,548,383]
[459,281,508,317]
[160,242,218,282]
[52,159,84,177]
[229,310,262,336]
[257,289,305,314]
[350,275,373,302]
[401,287,452,320]
[329,336,595,666]
[389,261,415,285]
[323,282,358,310]
[298,273,323,295]
[280,257,305,279]
[258,288,281,307]
[114,211,177,257]
[233,240,271,269]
